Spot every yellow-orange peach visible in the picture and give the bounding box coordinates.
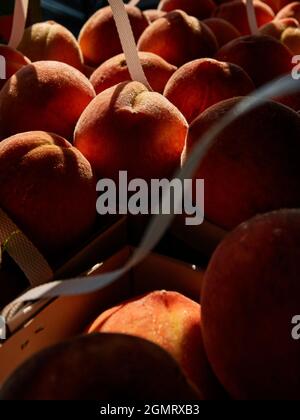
[281,26,300,53]
[202,209,300,399]
[88,291,227,399]
[216,34,293,86]
[183,98,300,230]
[90,52,177,94]
[79,6,149,67]
[158,0,216,20]
[203,18,241,47]
[18,21,84,71]
[0,131,96,257]
[74,81,188,182]
[138,10,218,67]
[260,17,299,38]
[0,45,30,91]
[213,0,274,35]
[164,58,254,123]
[0,61,95,141]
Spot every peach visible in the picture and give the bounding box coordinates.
[216,34,293,87]
[144,9,166,22]
[260,17,299,39]
[281,26,300,53]
[0,131,96,257]
[79,6,149,67]
[276,1,300,23]
[203,17,241,47]
[0,334,201,400]
[213,0,275,35]
[0,61,95,141]
[18,21,84,71]
[0,45,30,91]
[182,97,300,230]
[202,209,300,399]
[138,10,218,67]
[88,291,226,399]
[158,0,216,20]
[90,52,177,94]
[74,81,188,182]
[164,58,254,123]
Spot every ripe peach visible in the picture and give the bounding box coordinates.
[144,9,166,22]
[203,17,241,47]
[202,209,300,399]
[281,26,300,53]
[18,21,84,71]
[183,97,300,230]
[0,131,96,257]
[74,81,188,182]
[260,17,299,39]
[0,45,30,91]
[88,291,226,399]
[164,58,254,123]
[138,10,218,67]
[216,34,293,86]
[90,52,177,94]
[276,1,300,23]
[213,0,274,35]
[0,61,95,141]
[158,0,216,20]
[79,6,149,67]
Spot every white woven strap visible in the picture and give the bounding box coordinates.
[108,0,152,89]
[246,0,259,35]
[0,209,53,287]
[8,0,29,48]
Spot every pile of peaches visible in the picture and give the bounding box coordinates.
[1,0,300,400]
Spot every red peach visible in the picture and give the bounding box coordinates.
[259,17,299,39]
[213,0,275,35]
[90,52,177,94]
[203,18,241,47]
[0,131,96,256]
[216,34,293,87]
[74,81,188,182]
[0,61,95,141]
[88,291,227,399]
[182,97,300,230]
[0,45,30,91]
[78,6,149,67]
[18,21,84,71]
[158,0,216,20]
[276,1,300,23]
[164,58,254,123]
[202,209,300,399]
[138,10,218,67]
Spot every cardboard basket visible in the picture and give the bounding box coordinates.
[0,246,205,386]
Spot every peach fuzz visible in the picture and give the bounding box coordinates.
[164,58,254,123]
[88,291,227,399]
[0,45,30,91]
[0,334,201,400]
[182,98,300,230]
[18,21,84,71]
[202,209,300,399]
[137,10,218,67]
[213,0,274,35]
[0,61,95,141]
[202,18,241,47]
[0,131,96,257]
[74,81,188,182]
[90,52,177,94]
[216,34,293,87]
[276,1,300,23]
[144,9,166,22]
[158,0,216,20]
[260,17,299,39]
[78,6,149,67]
